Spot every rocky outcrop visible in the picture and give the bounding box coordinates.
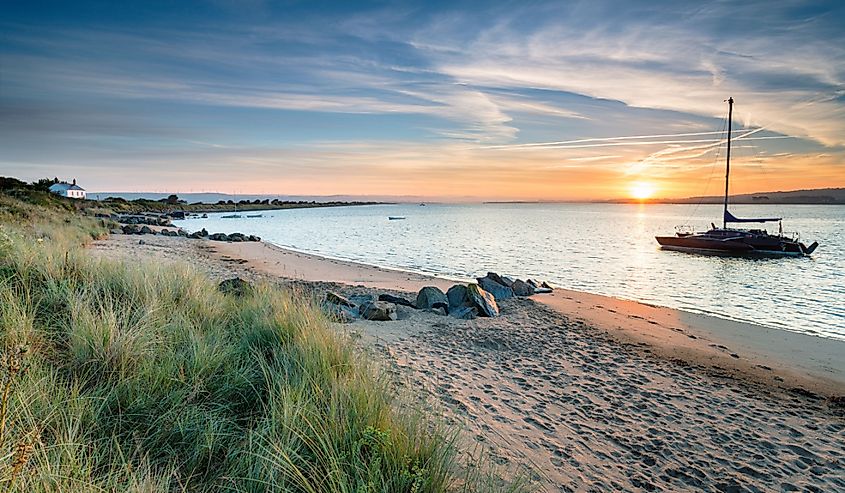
[446,284,468,309]
[218,277,252,297]
[511,279,535,296]
[326,291,354,307]
[466,284,499,317]
[359,300,397,321]
[378,294,415,308]
[476,276,514,301]
[416,286,448,310]
[450,305,478,320]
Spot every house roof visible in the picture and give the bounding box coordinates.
[49,182,86,192]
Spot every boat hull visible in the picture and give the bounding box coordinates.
[655,235,807,257]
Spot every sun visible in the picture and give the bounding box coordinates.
[629,181,656,201]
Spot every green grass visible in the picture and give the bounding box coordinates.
[0,193,515,492]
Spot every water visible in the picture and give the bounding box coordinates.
[176,203,845,340]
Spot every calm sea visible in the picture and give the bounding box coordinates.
[176,203,845,340]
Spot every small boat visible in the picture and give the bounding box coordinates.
[221,214,242,219]
[388,216,406,220]
[246,214,263,218]
[656,98,818,257]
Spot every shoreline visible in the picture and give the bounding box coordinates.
[90,233,845,491]
[210,239,845,398]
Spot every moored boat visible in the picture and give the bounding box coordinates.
[655,98,818,257]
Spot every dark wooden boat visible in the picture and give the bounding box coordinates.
[656,98,818,257]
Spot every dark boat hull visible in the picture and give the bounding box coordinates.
[655,234,810,257]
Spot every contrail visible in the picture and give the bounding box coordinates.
[479,127,788,151]
[480,128,775,150]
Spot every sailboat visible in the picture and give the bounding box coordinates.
[655,98,818,257]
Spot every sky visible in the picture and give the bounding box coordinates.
[1,0,844,200]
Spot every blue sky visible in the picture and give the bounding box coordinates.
[1,0,843,199]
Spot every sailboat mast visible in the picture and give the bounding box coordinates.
[723,97,733,229]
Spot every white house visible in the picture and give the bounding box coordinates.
[49,179,86,199]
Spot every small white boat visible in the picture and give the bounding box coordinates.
[388,216,406,220]
[247,214,263,218]
[221,214,242,219]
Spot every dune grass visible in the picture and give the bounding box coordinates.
[0,195,509,492]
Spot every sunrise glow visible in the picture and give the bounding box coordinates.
[629,182,656,201]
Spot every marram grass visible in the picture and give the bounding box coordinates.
[0,197,516,492]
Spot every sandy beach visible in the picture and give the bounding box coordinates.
[90,234,845,492]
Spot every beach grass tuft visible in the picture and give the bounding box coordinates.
[0,194,513,492]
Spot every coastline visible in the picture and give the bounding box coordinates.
[90,233,845,491]
[211,239,845,398]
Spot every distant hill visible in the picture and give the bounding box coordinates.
[610,188,845,205]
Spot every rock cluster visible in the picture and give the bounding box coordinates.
[322,273,554,324]
[114,224,258,242]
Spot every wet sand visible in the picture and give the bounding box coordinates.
[90,234,845,492]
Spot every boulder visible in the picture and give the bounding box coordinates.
[188,231,203,239]
[248,235,261,242]
[483,272,509,286]
[349,294,375,306]
[139,225,153,235]
[526,279,539,288]
[500,276,515,287]
[218,277,252,297]
[199,228,208,237]
[532,287,553,294]
[541,281,554,290]
[378,293,416,308]
[209,233,229,241]
[511,279,535,297]
[476,277,514,301]
[359,301,397,321]
[325,304,358,323]
[416,286,448,310]
[177,229,188,237]
[429,305,448,316]
[446,284,469,309]
[466,284,499,317]
[450,305,478,320]
[326,291,355,307]
[109,228,123,235]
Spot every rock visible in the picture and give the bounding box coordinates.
[188,231,203,239]
[526,279,539,288]
[359,301,397,321]
[248,235,261,242]
[541,281,553,290]
[209,233,229,241]
[476,277,514,301]
[500,276,515,287]
[532,287,553,294]
[416,286,448,310]
[450,305,478,320]
[139,225,153,235]
[109,228,123,235]
[325,303,358,323]
[230,235,243,242]
[349,294,375,306]
[378,293,416,308]
[511,279,535,296]
[138,239,146,245]
[446,284,469,309]
[326,291,355,307]
[199,228,208,237]
[429,305,447,316]
[177,229,188,237]
[483,272,509,286]
[218,277,252,297]
[466,284,499,317]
